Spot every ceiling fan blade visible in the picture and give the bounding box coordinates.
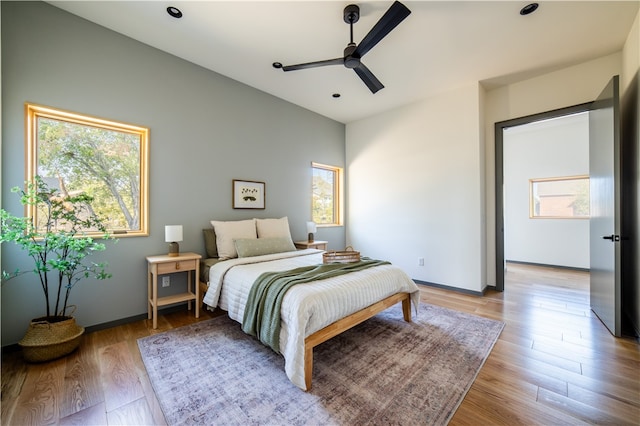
[282,58,343,71]
[353,63,384,94]
[354,1,411,58]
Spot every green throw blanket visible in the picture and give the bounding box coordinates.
[242,258,390,353]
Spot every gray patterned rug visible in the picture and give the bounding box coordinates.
[138,303,504,425]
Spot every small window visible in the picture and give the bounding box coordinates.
[530,176,589,219]
[312,162,343,226]
[26,103,150,236]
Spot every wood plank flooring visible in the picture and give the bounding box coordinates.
[2,262,638,425]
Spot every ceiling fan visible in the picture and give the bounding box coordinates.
[272,1,411,94]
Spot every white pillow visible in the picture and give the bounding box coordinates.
[255,217,293,241]
[210,219,257,259]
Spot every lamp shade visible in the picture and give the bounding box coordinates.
[306,221,317,243]
[306,221,317,234]
[165,225,183,242]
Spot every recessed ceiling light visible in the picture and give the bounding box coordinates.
[520,3,539,15]
[167,6,183,19]
[332,93,341,98]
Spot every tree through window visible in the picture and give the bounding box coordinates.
[530,175,589,218]
[312,162,342,226]
[26,103,149,236]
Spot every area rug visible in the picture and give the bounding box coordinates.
[138,303,504,425]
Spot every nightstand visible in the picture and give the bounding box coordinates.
[294,240,328,250]
[146,252,202,329]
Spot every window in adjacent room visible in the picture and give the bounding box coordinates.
[25,103,150,237]
[312,162,343,226]
[530,175,589,219]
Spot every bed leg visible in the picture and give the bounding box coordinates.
[402,296,412,322]
[304,345,313,391]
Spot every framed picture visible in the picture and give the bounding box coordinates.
[233,179,265,209]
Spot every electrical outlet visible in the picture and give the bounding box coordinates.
[418,257,424,266]
[162,276,170,287]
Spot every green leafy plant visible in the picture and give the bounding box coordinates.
[0,176,112,320]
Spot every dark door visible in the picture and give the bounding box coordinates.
[589,75,621,336]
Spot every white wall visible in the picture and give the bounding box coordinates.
[346,84,485,293]
[347,53,622,293]
[484,53,622,285]
[622,10,639,92]
[504,112,589,268]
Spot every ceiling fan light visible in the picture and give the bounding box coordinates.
[272,62,283,69]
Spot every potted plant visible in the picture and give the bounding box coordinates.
[0,176,112,362]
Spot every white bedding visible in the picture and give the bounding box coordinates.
[202,249,420,390]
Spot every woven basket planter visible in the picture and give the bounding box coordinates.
[18,316,85,363]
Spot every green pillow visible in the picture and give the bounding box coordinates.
[234,237,296,258]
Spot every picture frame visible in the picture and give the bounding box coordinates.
[233,179,265,209]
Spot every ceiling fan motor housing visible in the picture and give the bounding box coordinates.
[343,43,360,68]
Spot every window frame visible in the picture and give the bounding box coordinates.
[529,175,590,219]
[25,103,150,237]
[311,162,343,226]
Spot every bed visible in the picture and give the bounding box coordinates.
[200,217,420,391]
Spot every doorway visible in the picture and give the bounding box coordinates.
[495,103,592,292]
[503,112,590,272]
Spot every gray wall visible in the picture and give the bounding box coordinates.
[1,1,345,346]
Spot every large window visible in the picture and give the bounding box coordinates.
[26,103,149,236]
[530,175,589,219]
[312,162,343,226]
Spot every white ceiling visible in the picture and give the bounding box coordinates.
[48,1,638,124]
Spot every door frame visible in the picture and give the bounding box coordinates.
[494,102,592,291]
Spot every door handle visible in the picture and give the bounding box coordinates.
[602,235,620,241]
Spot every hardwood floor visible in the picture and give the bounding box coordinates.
[2,263,638,425]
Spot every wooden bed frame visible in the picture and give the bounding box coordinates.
[200,280,412,391]
[303,292,412,390]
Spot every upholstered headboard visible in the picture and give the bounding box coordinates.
[203,227,218,258]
